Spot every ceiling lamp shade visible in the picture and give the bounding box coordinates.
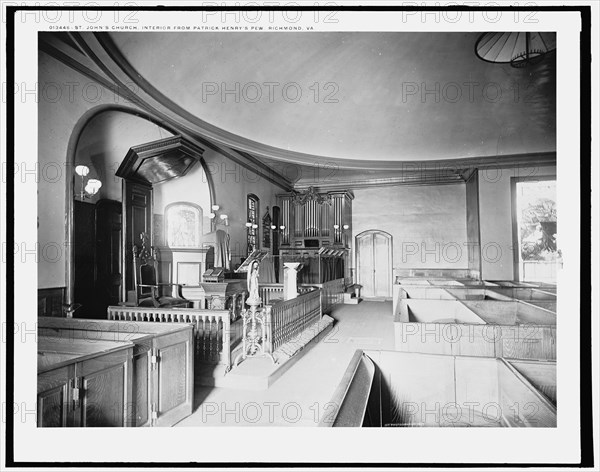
[475,32,556,68]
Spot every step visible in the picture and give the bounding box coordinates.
[195,315,335,390]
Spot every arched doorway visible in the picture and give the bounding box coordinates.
[356,230,393,298]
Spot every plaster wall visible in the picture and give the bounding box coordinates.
[352,184,469,273]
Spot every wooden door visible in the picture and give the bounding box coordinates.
[74,200,96,317]
[152,330,194,426]
[37,366,72,427]
[356,230,392,298]
[75,348,133,427]
[123,181,153,301]
[95,199,122,313]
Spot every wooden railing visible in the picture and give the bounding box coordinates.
[259,277,345,313]
[258,284,314,305]
[106,278,344,368]
[107,306,241,369]
[265,288,322,353]
[258,284,285,305]
[315,278,345,313]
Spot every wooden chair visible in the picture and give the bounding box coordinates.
[132,234,190,308]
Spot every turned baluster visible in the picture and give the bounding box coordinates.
[194,316,201,361]
[200,316,207,361]
[193,316,200,360]
[222,312,231,367]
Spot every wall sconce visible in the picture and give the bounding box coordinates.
[270,225,286,232]
[208,204,228,226]
[246,221,258,229]
[333,224,350,231]
[75,165,102,200]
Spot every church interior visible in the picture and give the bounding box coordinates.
[36,31,558,428]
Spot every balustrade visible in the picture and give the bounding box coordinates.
[265,288,321,353]
[107,306,240,369]
[107,278,345,373]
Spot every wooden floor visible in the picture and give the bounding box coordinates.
[175,301,395,427]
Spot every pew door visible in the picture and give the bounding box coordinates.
[151,330,194,426]
[356,230,392,298]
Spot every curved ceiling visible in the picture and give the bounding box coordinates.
[107,32,556,162]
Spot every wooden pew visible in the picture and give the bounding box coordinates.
[322,350,556,427]
[394,299,556,360]
[38,335,133,427]
[39,316,194,426]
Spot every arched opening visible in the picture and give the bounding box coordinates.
[64,105,215,316]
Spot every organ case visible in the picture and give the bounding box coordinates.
[277,189,353,283]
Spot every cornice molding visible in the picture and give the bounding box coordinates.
[41,33,293,191]
[41,32,556,192]
[92,33,557,172]
[293,152,556,190]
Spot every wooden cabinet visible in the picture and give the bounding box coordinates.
[38,317,194,427]
[38,336,133,427]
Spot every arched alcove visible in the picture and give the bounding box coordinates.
[65,105,215,313]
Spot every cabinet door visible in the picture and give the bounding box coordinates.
[151,329,194,426]
[131,348,151,427]
[37,366,72,427]
[75,348,133,427]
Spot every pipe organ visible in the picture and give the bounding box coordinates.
[277,188,353,284]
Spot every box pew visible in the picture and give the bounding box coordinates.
[508,359,556,406]
[394,299,556,360]
[400,299,486,324]
[38,335,133,427]
[395,278,431,286]
[38,317,194,427]
[394,299,493,357]
[490,281,557,291]
[523,300,557,312]
[443,287,512,301]
[321,350,556,427]
[444,287,556,306]
[423,279,466,286]
[460,299,556,325]
[394,285,457,300]
[488,287,557,302]
[392,284,457,321]
[457,300,556,360]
